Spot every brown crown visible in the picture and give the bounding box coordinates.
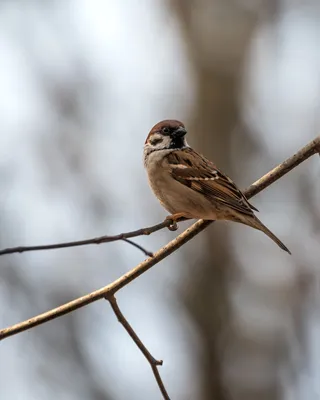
[145,119,185,143]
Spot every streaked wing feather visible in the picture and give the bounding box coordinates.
[168,148,257,216]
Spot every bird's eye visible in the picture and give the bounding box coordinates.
[162,127,170,134]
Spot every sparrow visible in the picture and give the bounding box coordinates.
[144,119,291,254]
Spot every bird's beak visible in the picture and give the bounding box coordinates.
[173,127,187,138]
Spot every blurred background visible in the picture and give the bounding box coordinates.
[0,1,320,399]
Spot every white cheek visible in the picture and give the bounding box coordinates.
[157,136,171,149]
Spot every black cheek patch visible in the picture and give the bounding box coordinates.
[151,137,163,146]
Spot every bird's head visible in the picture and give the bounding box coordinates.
[144,120,188,153]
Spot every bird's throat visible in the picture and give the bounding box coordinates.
[169,137,185,149]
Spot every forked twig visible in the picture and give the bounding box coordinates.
[107,295,170,400]
[0,221,171,257]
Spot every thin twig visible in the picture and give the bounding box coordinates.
[245,135,320,198]
[121,238,153,257]
[0,135,319,341]
[0,221,171,256]
[107,295,170,400]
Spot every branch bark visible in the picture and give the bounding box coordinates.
[1,135,319,341]
[0,221,174,256]
[107,296,170,400]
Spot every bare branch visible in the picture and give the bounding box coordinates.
[107,296,170,400]
[0,135,319,341]
[0,220,171,256]
[245,136,320,198]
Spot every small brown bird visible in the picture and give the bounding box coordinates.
[144,119,291,254]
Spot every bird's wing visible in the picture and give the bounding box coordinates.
[167,148,258,216]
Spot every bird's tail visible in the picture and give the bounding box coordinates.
[233,214,291,254]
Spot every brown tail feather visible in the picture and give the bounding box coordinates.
[249,216,291,254]
[230,214,291,254]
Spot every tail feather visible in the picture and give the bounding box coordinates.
[249,216,291,254]
[230,213,291,254]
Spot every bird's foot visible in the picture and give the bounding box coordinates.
[165,213,187,231]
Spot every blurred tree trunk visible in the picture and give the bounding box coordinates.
[168,2,280,399]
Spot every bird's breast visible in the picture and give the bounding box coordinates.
[146,152,218,219]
